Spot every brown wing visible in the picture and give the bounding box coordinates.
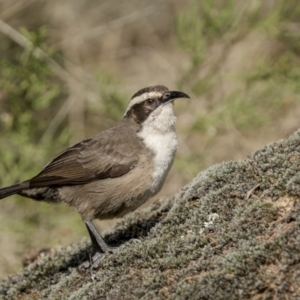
[29,125,140,187]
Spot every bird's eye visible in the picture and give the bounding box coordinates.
[145,98,155,105]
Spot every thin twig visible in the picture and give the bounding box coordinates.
[0,0,36,21]
[58,5,156,46]
[245,184,260,200]
[0,18,102,141]
[38,98,71,144]
[0,18,100,90]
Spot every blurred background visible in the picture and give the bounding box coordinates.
[0,0,300,278]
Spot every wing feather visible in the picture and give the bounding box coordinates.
[29,125,140,187]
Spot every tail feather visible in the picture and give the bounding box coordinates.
[0,183,27,199]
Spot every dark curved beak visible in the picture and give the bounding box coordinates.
[162,90,190,105]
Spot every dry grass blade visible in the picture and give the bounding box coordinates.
[0,18,99,92]
[0,0,36,21]
[58,5,157,46]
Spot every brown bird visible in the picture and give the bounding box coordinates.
[0,85,189,268]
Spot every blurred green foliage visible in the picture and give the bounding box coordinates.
[0,28,68,186]
[177,0,300,133]
[92,73,127,127]
[176,0,300,177]
[0,29,86,277]
[172,0,300,185]
[177,0,247,65]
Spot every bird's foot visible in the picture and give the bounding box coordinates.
[100,244,118,253]
[120,238,141,247]
[79,252,105,269]
[79,239,141,269]
[81,220,142,269]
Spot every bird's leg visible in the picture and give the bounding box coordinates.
[80,220,117,269]
[84,220,116,253]
[86,219,141,249]
[80,220,141,269]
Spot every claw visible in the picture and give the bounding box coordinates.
[79,251,106,269]
[120,238,141,247]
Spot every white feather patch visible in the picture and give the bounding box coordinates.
[138,104,178,194]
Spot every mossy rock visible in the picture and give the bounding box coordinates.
[1,130,300,300]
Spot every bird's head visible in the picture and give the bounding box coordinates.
[124,85,189,132]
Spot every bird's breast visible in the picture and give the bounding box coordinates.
[138,129,178,194]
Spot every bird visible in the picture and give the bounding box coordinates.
[0,85,190,268]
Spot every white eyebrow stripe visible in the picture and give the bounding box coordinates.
[124,91,162,116]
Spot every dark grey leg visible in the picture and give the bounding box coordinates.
[84,220,116,253]
[80,220,140,269]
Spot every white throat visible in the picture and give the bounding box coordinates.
[138,104,178,194]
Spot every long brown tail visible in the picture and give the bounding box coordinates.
[0,183,28,199]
